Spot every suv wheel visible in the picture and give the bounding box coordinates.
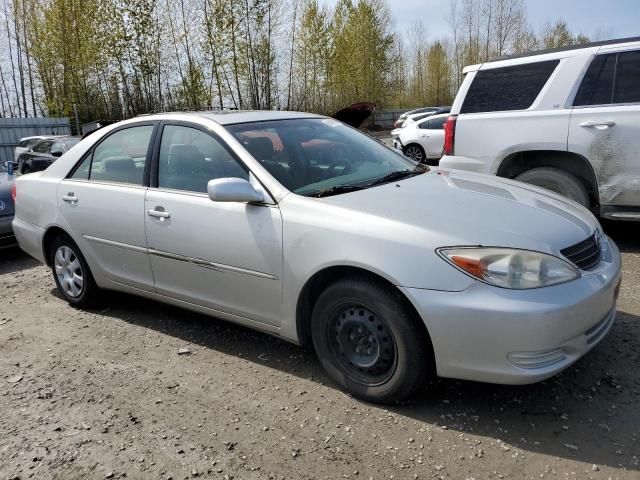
[50,234,101,307]
[515,167,590,207]
[311,276,432,403]
[403,144,426,163]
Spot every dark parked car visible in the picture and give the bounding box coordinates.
[0,162,15,248]
[17,136,81,174]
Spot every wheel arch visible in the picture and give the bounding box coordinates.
[496,150,600,207]
[42,225,71,266]
[295,265,433,353]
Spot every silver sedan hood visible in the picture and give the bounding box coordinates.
[316,168,598,256]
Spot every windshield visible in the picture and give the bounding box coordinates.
[226,118,422,196]
[62,137,80,149]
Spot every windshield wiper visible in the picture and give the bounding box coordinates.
[307,185,367,198]
[367,167,427,187]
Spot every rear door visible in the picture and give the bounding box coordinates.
[568,48,640,208]
[58,123,157,290]
[423,116,446,158]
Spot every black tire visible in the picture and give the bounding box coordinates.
[311,276,433,404]
[515,167,590,207]
[403,144,426,163]
[49,234,101,308]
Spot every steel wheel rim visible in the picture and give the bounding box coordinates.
[405,146,423,162]
[329,304,397,386]
[54,245,84,298]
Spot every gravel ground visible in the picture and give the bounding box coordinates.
[0,221,638,480]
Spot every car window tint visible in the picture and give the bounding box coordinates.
[51,142,64,154]
[90,126,153,185]
[70,154,92,180]
[33,140,53,154]
[158,125,248,193]
[461,60,559,113]
[573,54,616,106]
[613,50,640,104]
[428,116,446,130]
[418,120,429,129]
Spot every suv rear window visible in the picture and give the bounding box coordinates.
[461,60,559,114]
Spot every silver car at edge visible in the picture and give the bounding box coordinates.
[12,111,621,403]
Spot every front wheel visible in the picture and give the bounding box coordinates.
[50,234,101,307]
[311,276,433,403]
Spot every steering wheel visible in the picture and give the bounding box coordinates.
[327,150,353,178]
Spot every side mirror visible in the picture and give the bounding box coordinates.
[207,177,264,203]
[51,150,63,157]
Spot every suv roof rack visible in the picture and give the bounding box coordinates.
[490,36,640,63]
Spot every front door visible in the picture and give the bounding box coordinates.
[144,123,283,326]
[58,124,157,290]
[568,48,640,208]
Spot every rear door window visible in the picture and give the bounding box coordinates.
[428,116,447,129]
[574,50,640,106]
[70,126,154,184]
[613,50,640,104]
[573,54,616,106]
[461,60,560,113]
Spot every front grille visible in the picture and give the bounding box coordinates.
[561,233,601,270]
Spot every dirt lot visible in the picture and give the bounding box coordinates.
[0,222,638,480]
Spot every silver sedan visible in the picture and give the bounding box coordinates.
[12,111,621,403]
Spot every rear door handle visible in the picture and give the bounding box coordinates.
[62,193,78,203]
[580,120,616,129]
[147,209,170,219]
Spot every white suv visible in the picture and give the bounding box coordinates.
[440,37,640,221]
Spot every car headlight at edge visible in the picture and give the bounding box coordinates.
[437,247,580,289]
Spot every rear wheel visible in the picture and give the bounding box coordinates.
[403,144,426,163]
[50,234,101,307]
[515,167,590,207]
[311,276,432,403]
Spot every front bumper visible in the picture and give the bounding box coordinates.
[401,236,622,385]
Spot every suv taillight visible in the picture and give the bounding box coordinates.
[11,183,16,202]
[443,115,457,156]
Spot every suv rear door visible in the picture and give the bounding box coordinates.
[568,48,640,209]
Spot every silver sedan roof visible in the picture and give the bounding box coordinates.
[170,110,326,125]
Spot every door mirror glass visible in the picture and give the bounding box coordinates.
[207,177,264,203]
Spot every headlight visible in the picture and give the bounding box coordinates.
[437,247,580,289]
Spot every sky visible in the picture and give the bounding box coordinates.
[320,0,640,41]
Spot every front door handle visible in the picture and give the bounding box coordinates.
[580,120,616,129]
[62,193,78,203]
[147,209,170,219]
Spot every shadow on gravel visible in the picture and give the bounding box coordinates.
[603,219,640,253]
[0,246,39,275]
[93,288,639,472]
